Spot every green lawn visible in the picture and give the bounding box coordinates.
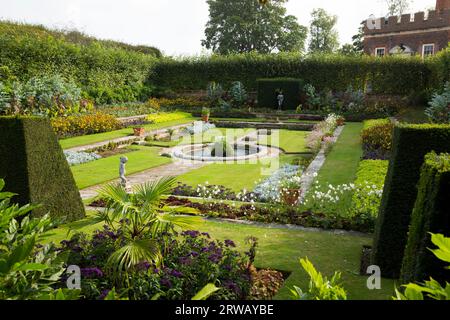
[71,145,171,189]
[315,122,364,187]
[258,130,310,153]
[41,212,395,300]
[212,118,318,124]
[60,118,197,150]
[177,154,308,192]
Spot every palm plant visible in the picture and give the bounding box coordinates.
[97,177,202,275]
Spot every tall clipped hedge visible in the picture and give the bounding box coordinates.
[0,116,85,222]
[400,152,450,284]
[371,124,450,278]
[257,78,303,109]
[151,53,440,95]
[0,21,157,104]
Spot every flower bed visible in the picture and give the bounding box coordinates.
[253,165,302,203]
[51,112,122,138]
[64,150,102,166]
[147,112,192,124]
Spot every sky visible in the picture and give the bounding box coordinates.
[0,0,436,56]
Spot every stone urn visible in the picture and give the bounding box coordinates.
[133,127,146,137]
[202,114,210,122]
[281,189,301,206]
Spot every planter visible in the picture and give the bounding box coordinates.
[281,188,301,206]
[202,115,210,122]
[337,118,345,126]
[133,127,146,137]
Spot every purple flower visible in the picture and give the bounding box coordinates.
[182,230,200,238]
[190,251,199,257]
[201,232,211,239]
[179,256,192,265]
[81,267,103,278]
[208,254,222,263]
[224,281,242,295]
[98,289,110,300]
[160,278,172,288]
[136,261,151,271]
[224,240,236,247]
[223,264,232,272]
[170,269,183,278]
[153,268,160,274]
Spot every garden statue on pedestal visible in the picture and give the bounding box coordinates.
[119,156,129,188]
[277,91,284,112]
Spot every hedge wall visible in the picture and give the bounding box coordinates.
[257,78,303,109]
[400,152,450,284]
[0,21,157,104]
[151,53,442,96]
[371,124,450,278]
[0,116,85,222]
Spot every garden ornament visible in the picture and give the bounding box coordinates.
[119,156,128,187]
[277,92,284,111]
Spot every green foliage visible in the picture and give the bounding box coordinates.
[51,112,122,138]
[400,152,450,284]
[229,81,248,108]
[97,178,202,275]
[308,8,339,54]
[0,179,68,299]
[395,233,450,300]
[372,123,450,278]
[152,53,437,96]
[207,81,224,107]
[191,283,220,300]
[425,81,450,123]
[0,116,85,221]
[290,258,347,300]
[146,111,192,124]
[257,78,303,109]
[0,21,157,104]
[361,119,394,159]
[202,0,307,54]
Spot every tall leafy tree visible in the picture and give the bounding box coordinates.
[202,0,308,54]
[308,8,339,54]
[386,0,413,16]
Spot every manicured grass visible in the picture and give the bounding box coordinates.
[258,130,310,153]
[177,154,307,192]
[315,122,364,187]
[71,145,171,189]
[212,118,318,124]
[40,212,395,300]
[59,118,197,150]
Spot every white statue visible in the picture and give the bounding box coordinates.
[119,156,128,187]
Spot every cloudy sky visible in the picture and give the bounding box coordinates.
[0,0,436,56]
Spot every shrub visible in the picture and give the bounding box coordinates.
[229,81,248,108]
[400,152,450,284]
[51,112,122,138]
[94,102,157,117]
[395,233,450,300]
[371,123,450,278]
[257,78,303,109]
[207,81,224,107]
[156,97,208,110]
[425,81,450,123]
[0,116,85,221]
[0,74,91,117]
[146,112,192,124]
[361,119,394,160]
[145,98,161,111]
[0,179,76,300]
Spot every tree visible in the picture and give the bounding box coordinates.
[308,8,339,54]
[202,0,308,54]
[386,0,412,16]
[339,25,365,55]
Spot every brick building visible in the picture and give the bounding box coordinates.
[364,0,450,57]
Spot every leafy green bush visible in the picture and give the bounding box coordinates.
[372,123,450,278]
[0,21,157,104]
[361,119,394,160]
[257,78,303,109]
[400,152,450,284]
[0,74,91,117]
[425,81,450,123]
[229,81,248,108]
[51,112,122,138]
[0,179,78,300]
[0,116,85,221]
[395,233,450,300]
[290,258,347,300]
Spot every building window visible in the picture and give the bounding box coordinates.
[375,47,386,57]
[422,44,435,57]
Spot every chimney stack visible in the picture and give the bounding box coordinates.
[436,0,450,11]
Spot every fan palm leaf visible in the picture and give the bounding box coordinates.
[107,239,161,273]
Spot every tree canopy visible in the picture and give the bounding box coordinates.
[308,8,339,54]
[202,0,307,54]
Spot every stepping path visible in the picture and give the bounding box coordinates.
[298,125,345,202]
[80,159,207,200]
